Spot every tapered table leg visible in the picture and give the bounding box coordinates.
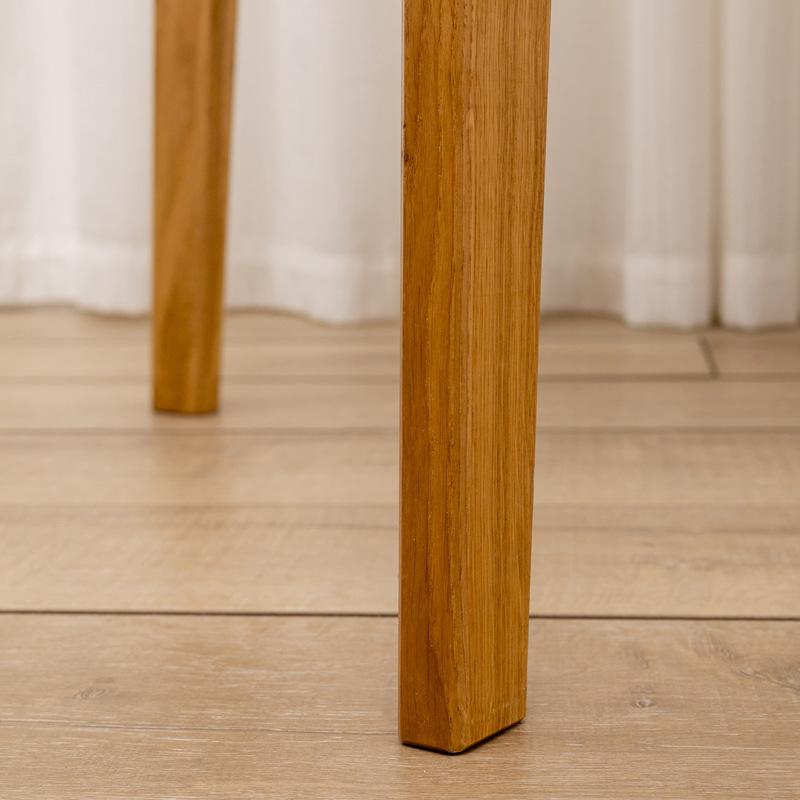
[400,0,551,753]
[153,0,237,414]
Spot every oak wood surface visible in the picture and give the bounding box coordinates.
[2,616,799,799]
[153,0,237,413]
[400,0,552,751]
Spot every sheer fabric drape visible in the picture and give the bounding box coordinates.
[1,0,798,328]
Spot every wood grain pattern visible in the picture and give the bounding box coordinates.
[2,505,799,617]
[401,0,551,751]
[2,617,799,798]
[153,0,237,413]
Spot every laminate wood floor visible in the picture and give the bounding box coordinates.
[1,309,798,798]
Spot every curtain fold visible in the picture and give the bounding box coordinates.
[225,0,402,322]
[720,0,800,328]
[0,0,798,328]
[0,0,151,312]
[622,0,715,328]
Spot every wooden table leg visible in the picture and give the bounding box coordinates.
[400,0,551,753]
[153,0,237,414]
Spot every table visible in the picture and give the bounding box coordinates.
[152,0,551,754]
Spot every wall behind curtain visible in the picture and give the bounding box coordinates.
[0,0,799,328]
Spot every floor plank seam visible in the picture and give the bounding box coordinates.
[697,335,721,378]
[2,610,798,622]
[0,719,396,735]
[2,374,799,386]
[6,426,800,437]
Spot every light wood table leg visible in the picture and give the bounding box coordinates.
[153,0,237,414]
[400,0,551,753]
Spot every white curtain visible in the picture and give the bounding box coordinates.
[543,0,800,328]
[1,0,799,329]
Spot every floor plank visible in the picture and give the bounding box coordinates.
[0,382,399,431]
[0,309,148,341]
[226,312,400,341]
[0,309,398,342]
[0,337,708,380]
[706,329,800,375]
[1,616,798,799]
[0,506,397,614]
[0,342,401,380]
[539,314,630,335]
[0,432,797,506]
[539,336,709,377]
[3,379,800,431]
[538,379,800,429]
[1,309,798,797]
[2,505,799,617]
[10,309,800,381]
[0,308,662,342]
[531,526,800,618]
